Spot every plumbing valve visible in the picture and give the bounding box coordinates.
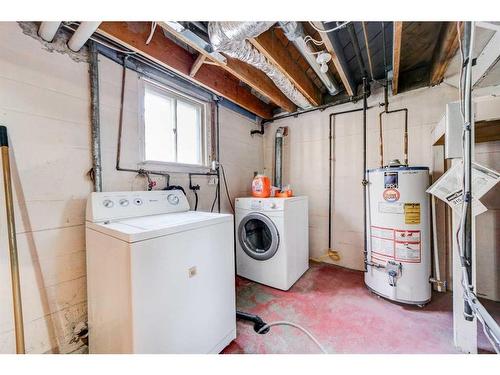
[386,260,402,287]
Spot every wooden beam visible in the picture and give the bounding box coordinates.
[189,53,206,77]
[159,22,297,113]
[97,22,274,119]
[392,21,403,95]
[430,22,460,86]
[316,27,355,96]
[250,28,322,106]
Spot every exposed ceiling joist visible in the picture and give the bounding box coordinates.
[189,53,206,77]
[250,28,322,106]
[445,27,500,88]
[97,22,275,119]
[392,21,403,95]
[316,26,355,96]
[159,22,297,113]
[430,22,461,86]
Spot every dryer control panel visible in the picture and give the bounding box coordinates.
[86,190,190,223]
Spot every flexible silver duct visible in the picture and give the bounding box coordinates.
[208,22,312,109]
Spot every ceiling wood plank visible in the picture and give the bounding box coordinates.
[189,53,206,77]
[97,22,274,119]
[430,22,460,86]
[315,26,355,97]
[159,22,297,113]
[392,21,403,95]
[250,28,322,106]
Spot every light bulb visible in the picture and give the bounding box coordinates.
[320,63,329,74]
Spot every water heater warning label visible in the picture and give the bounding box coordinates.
[370,226,421,264]
[404,203,420,224]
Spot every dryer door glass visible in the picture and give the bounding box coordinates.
[238,213,279,261]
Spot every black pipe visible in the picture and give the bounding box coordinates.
[347,23,368,82]
[250,120,265,136]
[328,104,372,250]
[216,101,221,213]
[362,77,369,271]
[236,311,269,334]
[89,40,103,192]
[115,53,171,186]
[264,94,366,125]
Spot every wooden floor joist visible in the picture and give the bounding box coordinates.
[159,22,297,113]
[392,21,403,95]
[430,22,461,86]
[250,28,322,106]
[97,22,275,119]
[315,23,355,97]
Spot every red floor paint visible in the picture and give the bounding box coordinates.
[223,261,500,354]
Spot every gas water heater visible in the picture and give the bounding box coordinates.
[365,160,431,305]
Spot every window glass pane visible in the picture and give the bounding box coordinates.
[144,88,175,162]
[176,99,202,165]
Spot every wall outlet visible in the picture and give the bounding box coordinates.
[208,177,218,185]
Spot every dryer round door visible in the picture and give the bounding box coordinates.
[238,212,280,261]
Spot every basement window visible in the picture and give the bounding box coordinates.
[140,79,211,171]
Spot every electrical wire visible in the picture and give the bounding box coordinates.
[308,21,350,34]
[210,184,218,213]
[257,321,328,354]
[146,22,157,45]
[455,21,500,354]
[219,164,234,214]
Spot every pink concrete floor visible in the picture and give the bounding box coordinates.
[223,261,499,354]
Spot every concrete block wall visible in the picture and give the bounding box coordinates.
[0,22,262,353]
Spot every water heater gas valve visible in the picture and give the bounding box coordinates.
[386,260,402,287]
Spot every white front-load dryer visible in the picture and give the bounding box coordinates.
[235,196,309,291]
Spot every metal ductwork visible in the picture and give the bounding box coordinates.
[208,22,312,109]
[279,22,339,96]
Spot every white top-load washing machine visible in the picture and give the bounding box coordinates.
[235,196,309,291]
[85,190,236,353]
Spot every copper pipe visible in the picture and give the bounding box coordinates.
[378,111,384,167]
[378,108,409,167]
[1,126,25,354]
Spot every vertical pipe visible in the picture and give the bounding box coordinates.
[216,101,221,213]
[378,112,384,167]
[462,21,474,320]
[403,109,409,166]
[0,126,25,354]
[274,128,285,190]
[328,115,333,250]
[431,195,444,292]
[89,41,102,192]
[362,77,368,271]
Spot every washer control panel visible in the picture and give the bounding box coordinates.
[86,190,190,223]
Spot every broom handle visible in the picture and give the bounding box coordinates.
[1,126,25,354]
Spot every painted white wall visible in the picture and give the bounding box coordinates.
[263,85,459,271]
[0,22,262,353]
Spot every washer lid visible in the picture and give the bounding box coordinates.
[86,211,233,243]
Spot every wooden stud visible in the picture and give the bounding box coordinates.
[97,22,274,119]
[392,21,403,95]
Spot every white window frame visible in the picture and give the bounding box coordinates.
[138,77,212,173]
